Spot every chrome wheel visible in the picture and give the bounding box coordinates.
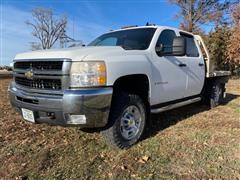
[120,105,142,140]
[214,85,222,103]
[210,82,225,108]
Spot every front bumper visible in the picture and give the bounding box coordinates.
[9,82,113,127]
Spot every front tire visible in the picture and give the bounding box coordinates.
[101,92,147,149]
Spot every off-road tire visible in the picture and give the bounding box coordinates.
[101,91,147,149]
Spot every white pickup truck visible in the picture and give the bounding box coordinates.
[9,25,230,148]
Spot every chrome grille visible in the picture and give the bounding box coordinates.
[14,61,63,70]
[13,59,71,92]
[15,77,62,90]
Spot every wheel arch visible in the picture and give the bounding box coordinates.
[112,74,151,103]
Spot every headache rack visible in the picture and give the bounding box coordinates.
[194,35,231,78]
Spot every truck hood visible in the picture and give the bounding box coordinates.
[14,46,125,61]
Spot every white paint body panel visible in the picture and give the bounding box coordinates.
[172,33,205,97]
[14,26,206,106]
[150,28,187,103]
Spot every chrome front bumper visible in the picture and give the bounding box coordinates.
[9,82,113,127]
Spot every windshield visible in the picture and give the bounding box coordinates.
[88,28,156,50]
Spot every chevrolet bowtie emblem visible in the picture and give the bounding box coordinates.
[25,70,34,80]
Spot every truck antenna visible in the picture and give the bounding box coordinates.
[146,22,156,26]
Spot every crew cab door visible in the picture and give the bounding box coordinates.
[178,32,205,97]
[151,29,187,104]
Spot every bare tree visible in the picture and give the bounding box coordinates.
[26,8,70,49]
[30,42,42,51]
[169,0,233,33]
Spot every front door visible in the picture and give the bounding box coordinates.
[151,29,188,104]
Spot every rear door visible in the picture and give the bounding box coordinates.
[179,32,205,97]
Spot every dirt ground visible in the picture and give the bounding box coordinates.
[0,78,239,179]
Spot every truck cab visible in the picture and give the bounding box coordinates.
[9,25,230,149]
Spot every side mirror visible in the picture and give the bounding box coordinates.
[172,37,186,56]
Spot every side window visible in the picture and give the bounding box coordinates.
[156,30,176,56]
[180,33,199,57]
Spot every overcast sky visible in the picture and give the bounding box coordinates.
[0,0,183,65]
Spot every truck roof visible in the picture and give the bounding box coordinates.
[111,25,194,36]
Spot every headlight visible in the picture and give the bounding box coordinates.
[70,61,106,88]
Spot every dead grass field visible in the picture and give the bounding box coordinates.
[0,78,239,179]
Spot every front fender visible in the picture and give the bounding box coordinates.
[105,54,152,97]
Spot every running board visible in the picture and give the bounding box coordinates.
[151,97,201,114]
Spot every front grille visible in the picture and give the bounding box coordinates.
[14,61,63,70]
[13,60,71,91]
[15,77,62,90]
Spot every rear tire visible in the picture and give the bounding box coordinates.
[101,91,147,149]
[210,82,224,108]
